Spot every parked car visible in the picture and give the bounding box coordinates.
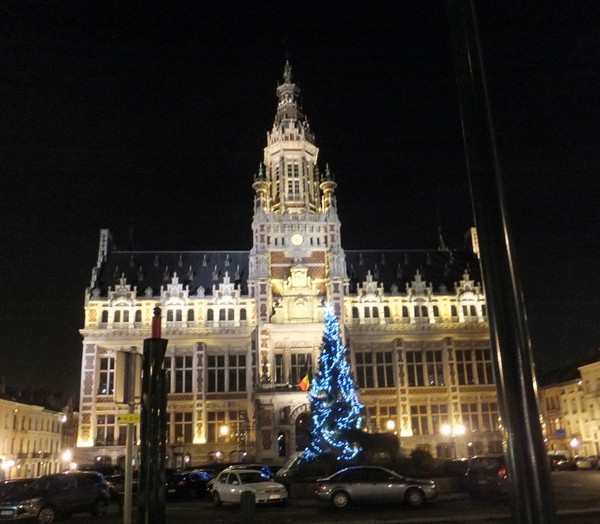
[573,456,600,470]
[315,465,437,509]
[206,463,273,493]
[78,465,125,501]
[585,456,600,470]
[0,471,110,523]
[165,469,214,499]
[227,464,275,479]
[550,455,577,471]
[275,452,305,482]
[466,454,509,499]
[210,468,287,506]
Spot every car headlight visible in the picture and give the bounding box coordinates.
[256,490,265,495]
[18,498,42,509]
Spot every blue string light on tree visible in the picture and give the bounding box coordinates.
[304,303,364,461]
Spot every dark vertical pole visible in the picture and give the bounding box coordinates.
[138,307,168,524]
[447,2,556,523]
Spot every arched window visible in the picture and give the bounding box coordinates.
[228,309,234,321]
[481,305,487,317]
[372,307,379,318]
[123,310,129,323]
[167,310,174,322]
[352,307,359,319]
[219,309,226,321]
[176,310,182,322]
[187,309,194,321]
[383,306,390,318]
[240,309,247,321]
[451,305,458,317]
[101,310,108,323]
[135,310,142,322]
[207,309,214,321]
[114,311,121,323]
[432,306,439,317]
[402,306,409,318]
[364,307,370,318]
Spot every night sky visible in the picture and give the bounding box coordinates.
[2,1,599,399]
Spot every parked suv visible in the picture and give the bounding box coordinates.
[0,471,110,523]
[466,454,509,500]
[78,465,125,501]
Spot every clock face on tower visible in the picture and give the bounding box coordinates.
[290,233,304,246]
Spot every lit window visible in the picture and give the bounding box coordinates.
[356,351,394,388]
[96,415,116,446]
[98,357,115,395]
[366,405,397,433]
[173,412,193,444]
[411,405,428,435]
[206,410,247,443]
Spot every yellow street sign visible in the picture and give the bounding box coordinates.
[118,414,141,424]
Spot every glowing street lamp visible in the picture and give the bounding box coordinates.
[441,424,465,458]
[62,449,72,463]
[3,460,15,480]
[570,437,580,456]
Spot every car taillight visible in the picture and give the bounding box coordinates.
[498,466,507,479]
[178,480,186,487]
[317,483,325,491]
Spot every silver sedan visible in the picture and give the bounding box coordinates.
[315,465,437,509]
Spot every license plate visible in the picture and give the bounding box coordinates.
[1,510,13,516]
[168,489,176,493]
[268,494,280,500]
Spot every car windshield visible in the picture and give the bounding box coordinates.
[470,458,502,472]
[0,481,31,498]
[238,472,269,484]
[283,455,300,468]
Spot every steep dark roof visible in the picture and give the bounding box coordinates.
[344,249,481,294]
[95,251,250,296]
[92,248,480,298]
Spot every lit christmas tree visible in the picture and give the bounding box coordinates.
[305,304,364,461]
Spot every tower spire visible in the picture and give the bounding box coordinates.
[283,60,292,84]
[261,63,320,214]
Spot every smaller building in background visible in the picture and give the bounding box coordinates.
[539,354,600,457]
[0,387,78,479]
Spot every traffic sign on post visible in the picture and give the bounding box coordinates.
[118,414,141,424]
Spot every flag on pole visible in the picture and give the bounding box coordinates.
[298,354,312,391]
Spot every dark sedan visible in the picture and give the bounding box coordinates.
[315,465,437,509]
[165,470,214,499]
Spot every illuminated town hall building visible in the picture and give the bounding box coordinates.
[77,63,501,467]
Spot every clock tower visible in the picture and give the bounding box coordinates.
[249,63,347,454]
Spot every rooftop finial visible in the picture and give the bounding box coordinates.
[283,60,292,83]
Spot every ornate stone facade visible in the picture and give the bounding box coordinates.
[76,63,501,467]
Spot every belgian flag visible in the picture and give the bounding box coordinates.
[298,355,312,391]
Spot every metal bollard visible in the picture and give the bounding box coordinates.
[240,490,255,515]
